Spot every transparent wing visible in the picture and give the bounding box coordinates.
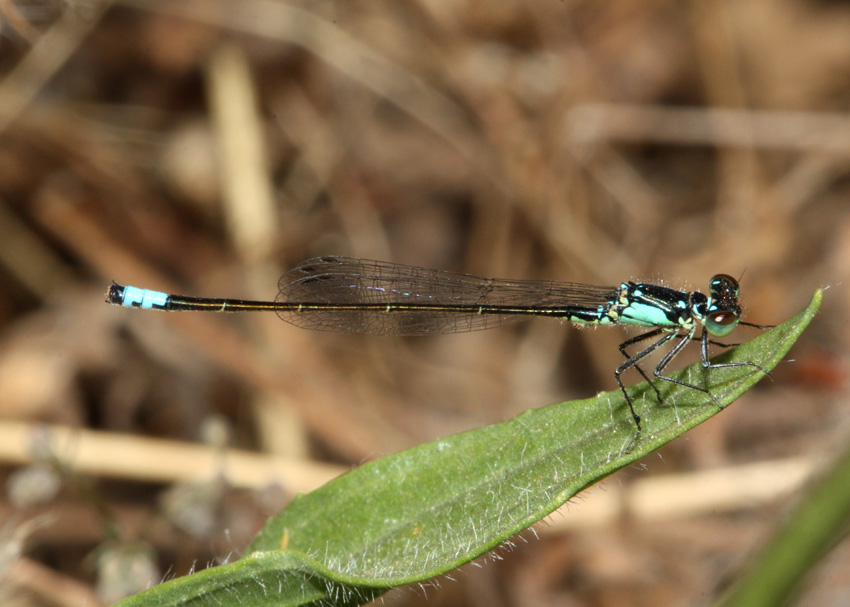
[275,257,617,335]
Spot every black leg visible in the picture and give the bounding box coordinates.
[614,322,772,453]
[698,327,771,390]
[739,320,774,329]
[689,335,736,348]
[619,328,665,401]
[649,328,719,405]
[648,327,770,413]
[614,329,678,435]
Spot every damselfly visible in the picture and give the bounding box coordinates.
[107,256,769,438]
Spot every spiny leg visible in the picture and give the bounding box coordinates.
[691,336,738,348]
[649,328,719,406]
[614,329,678,435]
[619,329,665,402]
[651,326,772,414]
[740,320,774,329]
[698,327,771,388]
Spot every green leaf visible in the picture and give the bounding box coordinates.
[115,290,821,607]
[111,550,382,607]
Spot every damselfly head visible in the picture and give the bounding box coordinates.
[704,274,742,337]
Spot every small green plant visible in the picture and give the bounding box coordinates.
[115,290,822,607]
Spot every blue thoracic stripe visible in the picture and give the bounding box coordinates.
[619,300,677,328]
[121,286,169,310]
[609,282,689,329]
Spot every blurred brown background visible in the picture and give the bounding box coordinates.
[0,1,848,605]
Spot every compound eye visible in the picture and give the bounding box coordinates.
[709,274,739,298]
[705,310,739,337]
